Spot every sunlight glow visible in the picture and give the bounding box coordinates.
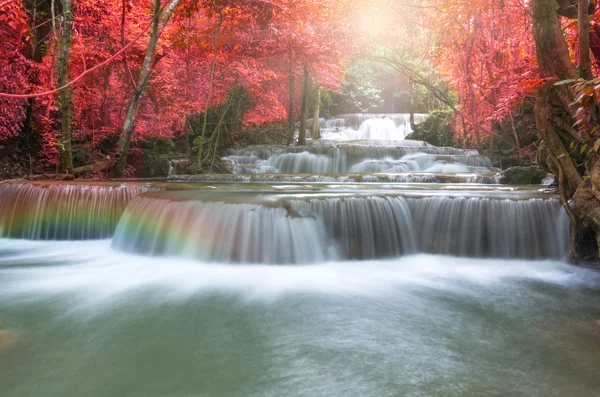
[353,1,396,39]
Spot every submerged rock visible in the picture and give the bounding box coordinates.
[0,330,18,352]
[500,166,547,185]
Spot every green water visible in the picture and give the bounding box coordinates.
[1,240,600,397]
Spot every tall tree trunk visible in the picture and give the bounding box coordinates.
[531,0,581,191]
[579,0,593,79]
[287,55,295,145]
[198,11,223,167]
[534,87,582,195]
[531,0,586,259]
[57,0,74,174]
[532,0,577,81]
[297,67,310,146]
[408,78,416,133]
[113,0,180,176]
[311,85,321,140]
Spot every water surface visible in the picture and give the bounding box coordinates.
[1,240,600,397]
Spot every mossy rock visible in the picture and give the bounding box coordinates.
[406,109,456,147]
[500,166,547,185]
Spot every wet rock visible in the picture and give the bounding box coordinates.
[25,173,74,181]
[0,330,18,352]
[572,184,600,260]
[500,166,547,185]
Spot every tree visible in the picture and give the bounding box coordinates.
[114,0,181,176]
[311,85,321,139]
[526,0,600,260]
[0,1,36,142]
[57,0,75,173]
[297,66,310,146]
[0,0,353,175]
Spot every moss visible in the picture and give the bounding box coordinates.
[500,166,547,184]
[406,109,456,147]
[135,138,179,178]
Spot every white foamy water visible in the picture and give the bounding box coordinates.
[0,239,594,305]
[316,113,427,141]
[221,113,499,176]
[2,240,600,397]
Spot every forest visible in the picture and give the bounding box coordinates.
[3,1,600,395]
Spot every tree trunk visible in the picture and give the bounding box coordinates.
[297,67,310,146]
[198,11,223,167]
[530,0,596,260]
[57,0,74,174]
[531,0,581,191]
[287,56,295,145]
[531,0,577,81]
[579,0,593,79]
[312,85,321,140]
[534,86,582,195]
[113,0,180,176]
[408,78,416,133]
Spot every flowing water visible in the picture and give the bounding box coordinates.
[2,241,600,397]
[1,114,599,396]
[217,114,497,177]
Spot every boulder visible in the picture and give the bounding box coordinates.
[500,166,547,185]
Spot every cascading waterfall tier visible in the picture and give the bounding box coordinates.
[112,192,333,264]
[0,182,163,240]
[313,113,426,141]
[335,113,427,130]
[112,190,569,262]
[223,144,495,174]
[216,114,498,177]
[170,173,501,184]
[309,139,429,147]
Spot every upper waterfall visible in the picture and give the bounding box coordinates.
[221,113,498,177]
[306,113,426,141]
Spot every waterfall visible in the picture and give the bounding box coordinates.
[173,173,505,183]
[112,194,334,264]
[169,172,505,184]
[405,197,568,258]
[223,145,496,174]
[268,152,333,174]
[310,139,429,147]
[112,191,569,262]
[335,113,426,130]
[355,118,407,140]
[0,182,162,240]
[243,113,500,177]
[325,118,345,128]
[317,114,426,141]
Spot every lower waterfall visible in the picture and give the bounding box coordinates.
[111,192,568,262]
[112,195,333,264]
[0,182,162,240]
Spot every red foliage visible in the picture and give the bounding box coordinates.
[1,0,353,167]
[0,1,38,140]
[425,0,541,143]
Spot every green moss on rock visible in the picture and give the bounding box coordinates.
[500,166,547,185]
